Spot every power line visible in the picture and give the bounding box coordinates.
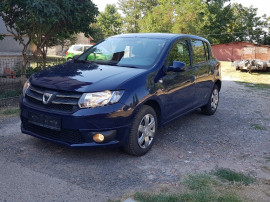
[200,29,269,37]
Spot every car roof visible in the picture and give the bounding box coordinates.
[72,44,92,47]
[110,33,209,43]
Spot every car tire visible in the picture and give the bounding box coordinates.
[123,105,157,156]
[201,84,219,115]
[67,58,73,61]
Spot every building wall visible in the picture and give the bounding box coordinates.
[0,35,29,53]
[0,17,30,54]
[212,42,270,61]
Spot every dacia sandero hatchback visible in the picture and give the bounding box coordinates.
[20,33,221,156]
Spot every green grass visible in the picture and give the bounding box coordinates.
[180,191,241,202]
[0,89,21,99]
[214,168,255,185]
[0,107,20,118]
[134,192,180,202]
[217,194,242,202]
[236,81,270,91]
[134,172,242,202]
[182,174,216,191]
[221,62,270,86]
[135,190,241,202]
[1,107,20,115]
[251,123,267,130]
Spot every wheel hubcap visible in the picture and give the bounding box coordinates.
[211,89,219,110]
[137,114,155,149]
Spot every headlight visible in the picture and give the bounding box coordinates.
[22,80,30,97]
[78,90,124,108]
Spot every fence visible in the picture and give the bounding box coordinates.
[0,57,66,108]
[0,74,29,108]
[0,57,66,74]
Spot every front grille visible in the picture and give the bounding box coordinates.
[25,85,81,113]
[22,118,86,144]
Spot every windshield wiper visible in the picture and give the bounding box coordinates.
[93,60,138,68]
[94,60,119,66]
[74,59,98,65]
[117,65,137,68]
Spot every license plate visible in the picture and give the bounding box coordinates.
[28,112,61,131]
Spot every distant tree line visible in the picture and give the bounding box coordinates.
[0,0,269,74]
[93,0,270,45]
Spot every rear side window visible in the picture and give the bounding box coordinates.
[191,40,207,65]
[168,40,190,67]
[73,46,83,51]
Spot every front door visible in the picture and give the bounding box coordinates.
[158,39,197,121]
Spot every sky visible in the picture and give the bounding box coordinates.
[92,0,270,17]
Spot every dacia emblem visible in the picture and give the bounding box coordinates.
[43,92,53,104]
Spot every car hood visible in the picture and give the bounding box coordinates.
[30,62,146,92]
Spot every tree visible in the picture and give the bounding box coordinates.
[139,0,174,33]
[118,0,158,33]
[126,0,270,45]
[139,0,209,34]
[200,0,234,44]
[90,23,105,43]
[228,4,268,44]
[97,4,122,37]
[0,0,98,73]
[260,16,270,45]
[0,34,4,40]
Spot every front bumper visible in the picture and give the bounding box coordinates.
[20,98,133,147]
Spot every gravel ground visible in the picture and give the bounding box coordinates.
[0,80,269,201]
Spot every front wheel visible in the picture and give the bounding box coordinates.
[123,105,157,156]
[201,84,219,115]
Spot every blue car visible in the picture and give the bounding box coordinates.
[20,33,221,156]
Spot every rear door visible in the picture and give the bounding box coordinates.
[190,39,213,106]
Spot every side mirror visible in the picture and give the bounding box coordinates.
[168,61,186,72]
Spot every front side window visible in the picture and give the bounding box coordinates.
[191,40,207,65]
[167,40,190,67]
[77,37,167,69]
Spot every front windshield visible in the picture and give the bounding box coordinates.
[77,37,167,68]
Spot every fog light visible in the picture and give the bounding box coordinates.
[93,133,104,143]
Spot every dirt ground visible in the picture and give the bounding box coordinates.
[0,62,269,201]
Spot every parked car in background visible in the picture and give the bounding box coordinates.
[65,44,92,61]
[20,33,221,156]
